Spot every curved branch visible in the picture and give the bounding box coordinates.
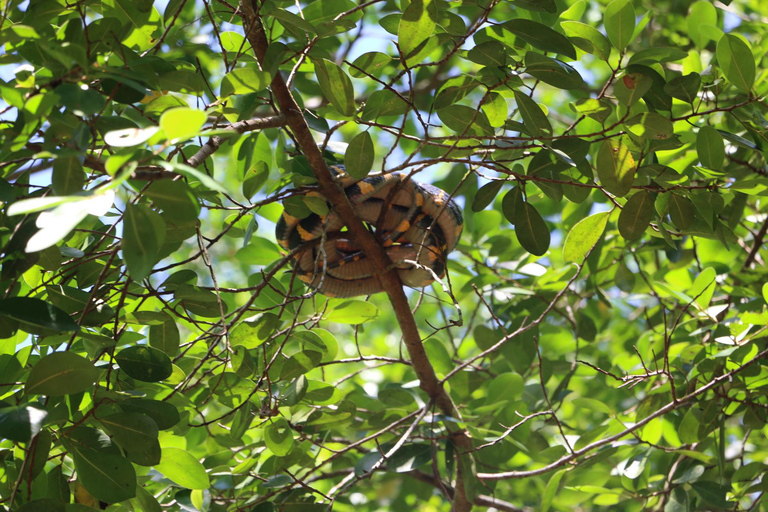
[238,3,475,510]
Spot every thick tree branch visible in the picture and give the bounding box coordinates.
[238,2,474,510]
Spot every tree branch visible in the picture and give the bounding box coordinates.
[238,3,475,510]
[477,347,768,481]
[186,114,289,167]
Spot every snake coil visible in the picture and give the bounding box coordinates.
[275,165,463,297]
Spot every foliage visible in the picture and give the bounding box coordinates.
[0,0,767,511]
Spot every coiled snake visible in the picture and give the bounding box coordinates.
[275,165,463,297]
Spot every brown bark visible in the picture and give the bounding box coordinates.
[238,3,474,510]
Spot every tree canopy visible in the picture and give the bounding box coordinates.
[1,0,768,510]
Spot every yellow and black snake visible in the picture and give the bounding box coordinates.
[275,165,463,298]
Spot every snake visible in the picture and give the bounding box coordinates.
[275,164,463,298]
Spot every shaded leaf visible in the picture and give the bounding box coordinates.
[472,181,504,212]
[514,91,552,138]
[514,202,550,256]
[0,297,78,332]
[697,126,725,169]
[0,405,47,442]
[668,193,695,230]
[26,352,99,396]
[265,418,294,456]
[122,203,165,281]
[525,53,584,90]
[505,19,576,59]
[115,345,173,382]
[345,131,375,179]
[618,190,653,240]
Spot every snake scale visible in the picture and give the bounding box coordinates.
[275,165,463,297]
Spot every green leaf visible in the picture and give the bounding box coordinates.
[604,0,635,51]
[763,282,768,305]
[0,405,47,442]
[0,297,78,332]
[398,0,438,56]
[69,446,136,503]
[625,113,674,143]
[99,412,160,466]
[159,107,207,142]
[514,91,552,138]
[697,126,725,170]
[437,105,493,136]
[326,300,378,324]
[467,41,507,66]
[119,399,180,430]
[230,313,278,349]
[145,179,200,223]
[664,73,701,103]
[122,203,165,281]
[502,186,525,224]
[269,8,316,36]
[52,156,85,195]
[115,345,173,382]
[618,190,653,240]
[688,1,717,48]
[388,444,432,472]
[481,92,508,128]
[314,58,355,117]
[666,488,689,512]
[690,482,733,509]
[220,67,271,96]
[280,350,322,381]
[505,19,577,59]
[690,267,716,311]
[563,212,610,262]
[158,70,205,94]
[541,469,566,512]
[668,193,695,230]
[345,131,375,179]
[716,34,755,93]
[472,181,504,212]
[155,447,210,490]
[265,418,294,456]
[349,52,392,78]
[596,140,636,197]
[614,72,653,106]
[514,202,550,256]
[678,409,700,444]
[26,352,99,396]
[628,47,687,66]
[561,21,611,61]
[510,0,556,13]
[149,313,180,356]
[361,89,408,120]
[525,52,584,90]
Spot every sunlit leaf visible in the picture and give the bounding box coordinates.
[563,212,610,262]
[155,447,210,490]
[716,34,755,93]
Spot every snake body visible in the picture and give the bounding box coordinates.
[275,165,463,297]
